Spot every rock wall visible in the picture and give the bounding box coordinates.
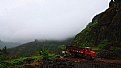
[73,0,121,49]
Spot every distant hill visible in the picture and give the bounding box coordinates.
[0,40,21,48]
[73,0,121,50]
[8,38,74,56]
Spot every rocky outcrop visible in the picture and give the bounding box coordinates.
[73,0,121,49]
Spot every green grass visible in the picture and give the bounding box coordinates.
[0,53,60,68]
[92,46,103,50]
[3,56,41,64]
[48,53,60,57]
[0,56,42,67]
[92,47,100,50]
[3,53,59,64]
[30,56,42,59]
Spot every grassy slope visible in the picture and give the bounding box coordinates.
[73,2,121,50]
[0,53,60,67]
[8,38,73,56]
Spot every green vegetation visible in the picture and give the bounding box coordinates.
[0,52,59,67]
[1,0,121,67]
[98,40,108,50]
[0,53,58,68]
[73,1,121,50]
[8,38,74,56]
[39,48,49,60]
[4,56,41,64]
[58,45,66,50]
[73,14,100,47]
[111,47,121,50]
[0,46,8,57]
[2,46,8,56]
[0,45,60,67]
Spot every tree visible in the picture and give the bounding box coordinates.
[0,49,2,55]
[2,46,8,55]
[39,48,49,60]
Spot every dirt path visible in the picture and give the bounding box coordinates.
[20,57,121,68]
[96,58,121,63]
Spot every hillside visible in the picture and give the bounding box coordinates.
[0,40,21,48]
[73,0,121,50]
[8,38,74,56]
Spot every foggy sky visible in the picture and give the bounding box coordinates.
[0,0,110,42]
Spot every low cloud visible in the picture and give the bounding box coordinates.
[0,0,110,42]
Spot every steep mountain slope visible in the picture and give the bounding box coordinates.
[73,0,121,49]
[8,38,74,56]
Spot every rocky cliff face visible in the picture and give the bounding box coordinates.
[73,0,121,49]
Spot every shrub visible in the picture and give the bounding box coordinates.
[39,48,49,60]
[98,40,108,50]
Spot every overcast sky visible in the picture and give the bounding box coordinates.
[0,0,110,42]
